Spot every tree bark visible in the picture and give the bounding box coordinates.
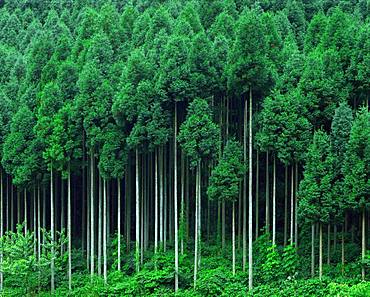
[232,201,235,276]
[294,163,298,248]
[290,165,294,244]
[222,201,225,250]
[243,96,247,272]
[284,166,288,246]
[24,189,27,235]
[327,224,331,265]
[68,165,72,291]
[98,174,102,276]
[362,207,366,281]
[266,151,269,235]
[117,179,121,271]
[90,150,94,278]
[272,155,276,245]
[135,149,140,272]
[194,162,200,288]
[311,223,315,277]
[319,222,323,280]
[155,149,158,255]
[51,167,55,293]
[103,180,107,283]
[0,170,3,291]
[255,150,259,239]
[180,151,185,255]
[174,102,179,291]
[248,87,253,289]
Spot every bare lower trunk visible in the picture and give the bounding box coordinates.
[290,165,294,244]
[311,223,315,277]
[155,149,158,255]
[68,166,72,291]
[272,155,276,245]
[232,202,235,276]
[327,224,331,265]
[194,163,200,288]
[284,166,288,246]
[174,103,179,292]
[255,150,259,239]
[90,151,95,278]
[248,87,253,289]
[135,149,140,272]
[51,167,55,293]
[265,151,269,234]
[243,96,247,272]
[362,207,366,281]
[118,179,121,271]
[103,180,107,283]
[98,175,102,276]
[319,222,323,280]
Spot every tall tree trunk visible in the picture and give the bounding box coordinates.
[319,222,323,280]
[327,224,331,265]
[24,189,27,235]
[174,102,179,291]
[82,133,86,255]
[98,175,102,276]
[135,149,140,272]
[51,166,55,293]
[17,190,20,225]
[311,223,315,277]
[193,162,200,289]
[103,180,107,283]
[117,179,121,271]
[155,149,158,255]
[294,163,298,247]
[334,224,337,253]
[68,165,72,291]
[160,147,164,249]
[272,155,276,245]
[180,151,185,255]
[290,165,294,244]
[33,187,36,258]
[284,166,288,246]
[0,170,3,291]
[126,161,131,253]
[243,95,247,272]
[61,179,65,255]
[90,150,95,278]
[362,207,366,281]
[11,183,14,232]
[265,151,269,235]
[232,201,235,276]
[222,201,225,250]
[255,150,259,239]
[37,184,41,261]
[248,87,253,289]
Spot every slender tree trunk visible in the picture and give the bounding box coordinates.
[194,163,199,289]
[290,165,294,244]
[160,147,164,249]
[24,189,27,235]
[180,151,185,255]
[327,224,331,265]
[334,224,337,253]
[284,166,288,246]
[51,167,55,293]
[294,163,298,248]
[68,165,72,291]
[155,149,158,255]
[222,201,225,250]
[87,158,90,269]
[11,183,14,232]
[33,187,36,258]
[238,182,242,249]
[17,190,20,225]
[266,151,269,234]
[103,180,107,284]
[90,151,95,278]
[248,87,253,289]
[126,161,131,253]
[232,201,235,276]
[362,207,366,281]
[0,170,3,291]
[164,152,167,252]
[311,223,315,277]
[243,96,247,272]
[319,222,323,280]
[98,175,102,276]
[42,186,46,248]
[82,139,86,255]
[135,149,140,272]
[255,150,259,239]
[117,179,121,271]
[61,179,65,255]
[174,103,179,291]
[272,155,276,245]
[37,184,41,261]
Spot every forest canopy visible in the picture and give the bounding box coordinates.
[0,0,369,296]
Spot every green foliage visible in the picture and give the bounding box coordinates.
[178,98,220,168]
[208,138,245,202]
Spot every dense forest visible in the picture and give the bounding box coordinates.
[0,0,369,296]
